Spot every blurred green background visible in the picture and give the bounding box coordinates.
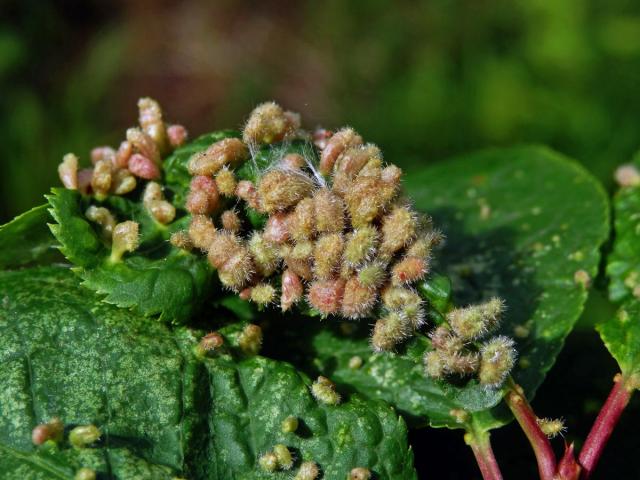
[2,0,639,478]
[4,0,640,223]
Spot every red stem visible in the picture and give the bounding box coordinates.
[466,431,504,480]
[578,374,634,479]
[505,386,557,480]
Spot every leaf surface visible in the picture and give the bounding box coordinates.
[0,265,416,479]
[47,188,213,324]
[602,173,640,384]
[0,204,62,269]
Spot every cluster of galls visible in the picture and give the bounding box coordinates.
[423,298,517,388]
[177,101,442,352]
[32,418,101,480]
[58,98,188,260]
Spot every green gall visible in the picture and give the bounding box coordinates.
[380,206,417,257]
[281,416,299,433]
[170,231,193,251]
[537,418,566,439]
[382,286,424,329]
[359,156,382,177]
[295,461,320,480]
[424,350,447,379]
[111,168,137,195]
[85,205,116,241]
[448,297,504,341]
[69,424,101,448]
[348,355,363,369]
[357,262,386,288]
[215,166,237,197]
[146,200,176,225]
[274,443,294,470]
[479,336,517,387]
[349,467,372,480]
[74,467,96,480]
[314,233,344,280]
[250,283,277,306]
[110,221,139,262]
[239,324,263,356]
[259,452,279,472]
[449,409,470,424]
[211,239,254,290]
[243,102,298,145]
[371,312,411,352]
[343,226,378,266]
[248,232,279,277]
[311,376,341,405]
[91,159,112,199]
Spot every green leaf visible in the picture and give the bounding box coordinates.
[47,187,213,324]
[0,204,62,269]
[607,176,640,303]
[0,265,417,479]
[0,443,176,480]
[602,169,640,384]
[274,146,609,430]
[597,301,640,383]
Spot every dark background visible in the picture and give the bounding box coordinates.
[1,1,639,478]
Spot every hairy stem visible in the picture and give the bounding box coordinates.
[505,381,556,480]
[465,430,503,480]
[578,374,634,479]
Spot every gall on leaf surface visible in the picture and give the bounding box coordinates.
[0,265,417,479]
[269,146,609,431]
[601,162,640,386]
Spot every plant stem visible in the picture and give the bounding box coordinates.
[505,381,557,480]
[465,430,503,480]
[578,374,634,479]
